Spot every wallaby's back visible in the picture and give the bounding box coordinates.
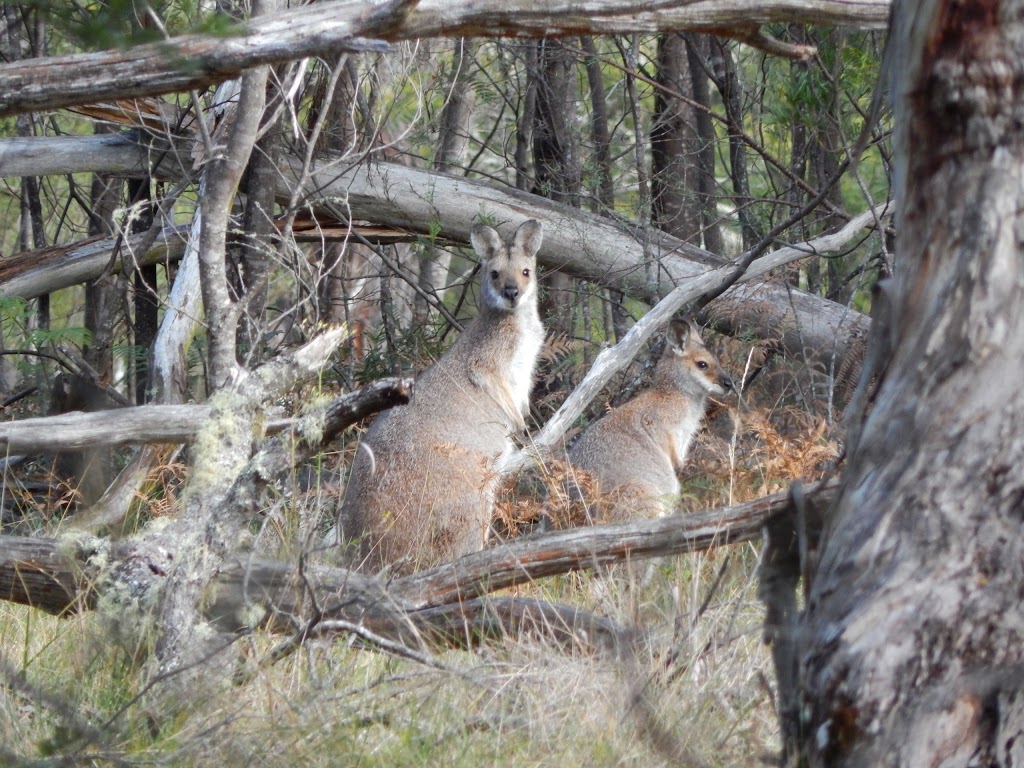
[567,319,732,519]
[339,220,545,573]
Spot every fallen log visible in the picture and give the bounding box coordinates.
[0,477,839,651]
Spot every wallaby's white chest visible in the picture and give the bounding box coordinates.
[668,404,703,471]
[508,309,544,417]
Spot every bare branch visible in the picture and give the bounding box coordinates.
[391,477,841,607]
[510,270,730,470]
[0,0,890,119]
[0,478,838,630]
[0,404,222,451]
[0,374,407,453]
[0,133,879,373]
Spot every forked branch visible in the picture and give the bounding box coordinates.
[0,478,839,651]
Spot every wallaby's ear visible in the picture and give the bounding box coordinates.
[686,318,703,342]
[470,224,502,261]
[666,319,691,351]
[512,219,543,259]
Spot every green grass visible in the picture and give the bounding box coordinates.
[0,543,778,767]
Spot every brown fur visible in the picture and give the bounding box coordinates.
[338,220,545,574]
[567,319,732,520]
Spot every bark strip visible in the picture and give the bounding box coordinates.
[0,0,889,118]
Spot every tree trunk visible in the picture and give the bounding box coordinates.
[531,38,581,406]
[415,39,476,324]
[788,1,1024,764]
[686,34,723,255]
[0,0,891,120]
[710,38,759,250]
[651,33,702,244]
[129,178,159,405]
[580,36,614,213]
[232,78,284,365]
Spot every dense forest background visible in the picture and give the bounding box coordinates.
[0,2,898,765]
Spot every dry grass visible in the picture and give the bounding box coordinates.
[0,341,843,767]
[0,544,777,767]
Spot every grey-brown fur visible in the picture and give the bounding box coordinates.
[567,319,732,520]
[338,220,545,573]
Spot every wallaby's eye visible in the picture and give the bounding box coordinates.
[697,361,709,370]
[490,270,499,280]
[522,268,531,278]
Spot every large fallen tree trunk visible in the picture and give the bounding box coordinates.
[298,155,876,373]
[0,0,889,119]
[0,132,878,379]
[0,477,838,650]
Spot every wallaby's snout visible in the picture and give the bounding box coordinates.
[705,365,733,396]
[501,278,521,305]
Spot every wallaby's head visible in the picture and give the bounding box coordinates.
[470,219,543,313]
[656,319,734,397]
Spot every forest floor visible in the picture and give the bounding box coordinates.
[0,543,777,767]
[0,338,841,766]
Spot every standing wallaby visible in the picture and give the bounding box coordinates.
[338,220,545,574]
[567,319,732,520]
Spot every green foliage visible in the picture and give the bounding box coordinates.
[26,0,240,52]
[28,323,92,350]
[0,296,31,338]
[357,318,448,384]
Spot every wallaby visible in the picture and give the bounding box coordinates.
[338,219,545,574]
[566,319,732,520]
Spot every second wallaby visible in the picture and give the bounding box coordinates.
[338,219,545,574]
[567,319,732,520]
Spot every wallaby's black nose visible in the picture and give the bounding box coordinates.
[721,375,734,391]
[502,283,520,302]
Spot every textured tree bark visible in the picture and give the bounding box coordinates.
[0,478,836,649]
[789,0,1024,765]
[0,132,876,381]
[651,33,703,244]
[0,0,890,119]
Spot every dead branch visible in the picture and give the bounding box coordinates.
[0,478,839,639]
[0,335,413,456]
[0,133,877,373]
[239,376,412,484]
[0,0,890,119]
[0,404,218,452]
[0,225,188,301]
[391,478,841,607]
[510,268,734,471]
